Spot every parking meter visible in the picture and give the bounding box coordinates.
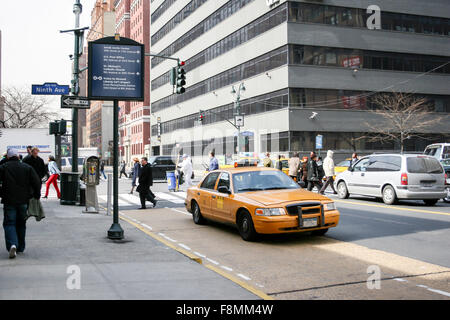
[83,156,100,213]
[84,156,100,186]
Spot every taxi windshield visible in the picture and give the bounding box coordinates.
[232,170,299,193]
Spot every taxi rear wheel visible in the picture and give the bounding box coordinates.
[237,211,258,241]
[192,201,206,225]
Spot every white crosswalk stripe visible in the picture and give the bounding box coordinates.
[97,191,187,208]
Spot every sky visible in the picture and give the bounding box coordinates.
[0,0,98,118]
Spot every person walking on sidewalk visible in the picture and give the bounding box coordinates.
[307,153,323,192]
[130,158,141,194]
[0,149,41,259]
[43,156,61,199]
[137,157,157,209]
[288,153,300,181]
[119,160,128,179]
[207,151,219,172]
[319,150,338,195]
[100,160,107,180]
[179,154,193,189]
[22,147,46,188]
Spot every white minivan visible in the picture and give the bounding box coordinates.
[424,143,450,161]
[335,154,446,205]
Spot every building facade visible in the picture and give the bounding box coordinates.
[149,0,450,166]
[116,0,151,168]
[85,0,116,162]
[0,30,4,124]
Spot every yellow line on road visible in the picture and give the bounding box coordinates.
[117,211,273,300]
[119,215,203,264]
[335,199,450,216]
[204,264,274,300]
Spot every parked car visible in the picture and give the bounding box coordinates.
[147,155,179,180]
[335,154,446,205]
[441,159,450,203]
[424,143,450,161]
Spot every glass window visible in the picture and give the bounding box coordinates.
[366,156,402,172]
[217,172,230,190]
[232,170,299,193]
[353,158,370,172]
[201,172,221,190]
[407,157,443,173]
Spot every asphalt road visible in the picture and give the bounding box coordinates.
[95,176,450,300]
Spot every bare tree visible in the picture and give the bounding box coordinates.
[1,87,55,128]
[363,92,447,153]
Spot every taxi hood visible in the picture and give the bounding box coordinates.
[239,189,330,206]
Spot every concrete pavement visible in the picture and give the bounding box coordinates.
[0,195,261,300]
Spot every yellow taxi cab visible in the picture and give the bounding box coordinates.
[220,157,261,169]
[275,158,290,176]
[185,167,340,241]
[335,158,352,174]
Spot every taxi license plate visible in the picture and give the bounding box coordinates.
[303,218,318,228]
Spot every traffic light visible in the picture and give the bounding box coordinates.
[170,67,177,86]
[58,120,67,135]
[176,61,186,94]
[49,121,58,135]
[198,110,204,123]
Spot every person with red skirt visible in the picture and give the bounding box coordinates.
[43,156,60,199]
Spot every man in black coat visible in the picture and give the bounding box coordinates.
[22,147,46,184]
[307,153,323,192]
[0,149,41,258]
[137,157,157,209]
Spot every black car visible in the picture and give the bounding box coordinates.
[148,155,179,180]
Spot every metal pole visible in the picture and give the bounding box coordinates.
[55,134,62,170]
[107,173,112,216]
[71,0,81,174]
[108,100,124,239]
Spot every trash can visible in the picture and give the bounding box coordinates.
[166,171,176,191]
[60,172,79,205]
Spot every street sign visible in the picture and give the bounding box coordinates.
[235,115,244,127]
[88,37,144,101]
[32,83,69,95]
[316,134,323,150]
[61,95,90,109]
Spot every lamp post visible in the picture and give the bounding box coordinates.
[231,83,245,156]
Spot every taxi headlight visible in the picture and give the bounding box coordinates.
[255,208,286,216]
[324,202,336,211]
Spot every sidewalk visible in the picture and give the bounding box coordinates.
[0,196,259,300]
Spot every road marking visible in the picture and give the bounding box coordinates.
[119,213,270,300]
[164,236,177,243]
[426,288,450,297]
[194,252,206,258]
[171,208,191,216]
[237,273,251,281]
[393,278,408,282]
[335,199,450,216]
[141,223,152,230]
[171,191,187,199]
[204,264,273,300]
[178,243,191,251]
[154,192,185,204]
[206,258,219,265]
[221,266,233,272]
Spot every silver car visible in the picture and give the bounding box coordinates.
[335,154,446,205]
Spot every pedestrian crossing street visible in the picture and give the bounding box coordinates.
[98,191,188,208]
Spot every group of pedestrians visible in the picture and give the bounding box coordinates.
[0,146,52,259]
[287,150,339,195]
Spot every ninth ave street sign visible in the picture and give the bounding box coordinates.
[61,95,90,109]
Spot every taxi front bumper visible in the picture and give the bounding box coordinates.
[253,210,340,234]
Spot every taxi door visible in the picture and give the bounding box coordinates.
[211,172,233,221]
[198,172,221,217]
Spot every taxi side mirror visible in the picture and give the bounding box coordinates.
[218,186,231,194]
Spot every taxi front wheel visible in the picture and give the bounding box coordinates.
[237,211,258,241]
[192,201,206,225]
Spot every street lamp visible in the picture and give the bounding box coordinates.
[231,83,246,156]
